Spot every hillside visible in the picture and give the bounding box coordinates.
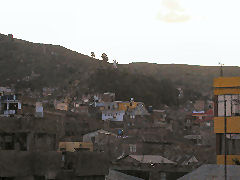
[0,34,103,91]
[0,33,240,107]
[121,63,240,96]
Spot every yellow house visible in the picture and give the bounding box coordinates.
[58,142,93,152]
[118,101,138,111]
[213,77,240,165]
[55,102,68,111]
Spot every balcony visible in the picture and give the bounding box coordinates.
[214,116,240,133]
[217,155,240,165]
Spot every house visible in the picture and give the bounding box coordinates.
[0,87,12,95]
[0,151,61,180]
[192,110,206,123]
[178,164,240,180]
[185,109,213,136]
[193,109,213,124]
[102,92,115,102]
[42,87,55,96]
[82,129,117,153]
[102,110,125,121]
[58,142,93,152]
[81,94,92,104]
[73,103,88,114]
[93,93,103,102]
[126,102,149,117]
[121,132,172,155]
[115,154,189,180]
[95,102,118,111]
[118,101,138,111]
[83,129,117,144]
[130,155,176,164]
[54,100,68,111]
[117,100,148,118]
[0,117,58,151]
[117,154,176,165]
[0,94,21,117]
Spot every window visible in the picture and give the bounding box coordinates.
[129,144,136,153]
[217,133,240,155]
[232,95,240,116]
[0,134,14,150]
[218,95,240,117]
[9,103,18,110]
[218,95,225,116]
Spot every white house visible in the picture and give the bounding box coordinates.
[102,110,125,121]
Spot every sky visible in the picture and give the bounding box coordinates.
[1,0,240,66]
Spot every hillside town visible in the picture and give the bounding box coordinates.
[3,0,240,177]
[0,77,219,180]
[0,33,240,179]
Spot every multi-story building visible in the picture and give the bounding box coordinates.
[213,77,240,165]
[0,94,21,116]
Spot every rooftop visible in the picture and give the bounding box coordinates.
[129,155,176,164]
[178,164,240,180]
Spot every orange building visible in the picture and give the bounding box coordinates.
[213,77,240,165]
[118,101,138,111]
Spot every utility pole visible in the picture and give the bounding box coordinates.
[219,62,224,77]
[219,62,226,179]
[224,95,227,180]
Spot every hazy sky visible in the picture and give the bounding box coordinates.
[1,0,240,66]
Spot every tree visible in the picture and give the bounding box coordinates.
[101,53,108,62]
[91,52,95,58]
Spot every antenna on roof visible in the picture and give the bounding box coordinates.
[218,62,224,77]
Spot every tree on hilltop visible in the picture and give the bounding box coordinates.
[91,52,95,58]
[101,53,108,62]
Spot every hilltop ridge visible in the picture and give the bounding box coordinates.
[1,33,240,107]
